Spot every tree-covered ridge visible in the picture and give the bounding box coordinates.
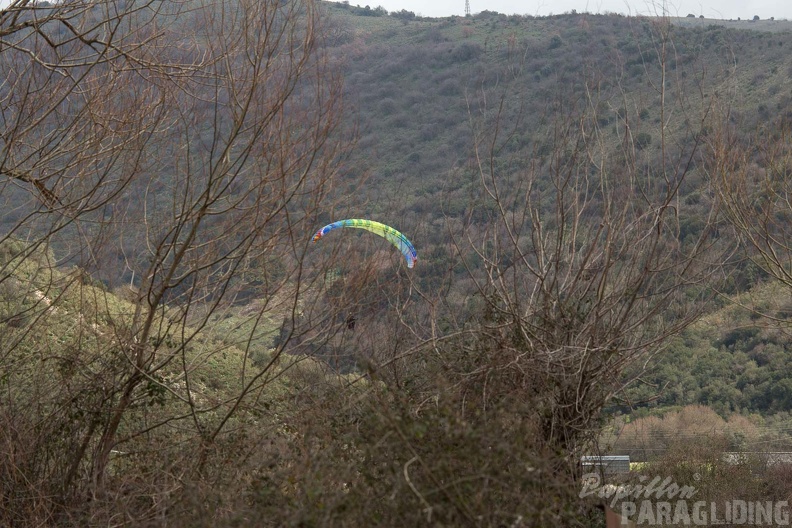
[328,5,792,197]
[321,5,792,284]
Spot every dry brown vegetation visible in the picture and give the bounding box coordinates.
[1,1,792,526]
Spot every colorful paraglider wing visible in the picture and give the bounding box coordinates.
[379,227,418,268]
[312,219,417,268]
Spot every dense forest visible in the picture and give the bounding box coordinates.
[1,0,792,525]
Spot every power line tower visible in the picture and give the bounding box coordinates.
[465,0,470,16]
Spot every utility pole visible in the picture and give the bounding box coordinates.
[465,0,470,16]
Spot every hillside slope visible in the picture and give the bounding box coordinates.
[324,4,792,418]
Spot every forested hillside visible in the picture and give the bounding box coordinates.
[325,3,792,418]
[1,0,792,524]
[329,4,792,223]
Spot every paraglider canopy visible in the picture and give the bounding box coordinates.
[312,219,417,268]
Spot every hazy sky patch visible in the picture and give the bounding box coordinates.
[364,0,791,21]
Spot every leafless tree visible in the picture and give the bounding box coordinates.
[712,116,792,291]
[453,28,729,458]
[376,17,733,478]
[0,0,354,521]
